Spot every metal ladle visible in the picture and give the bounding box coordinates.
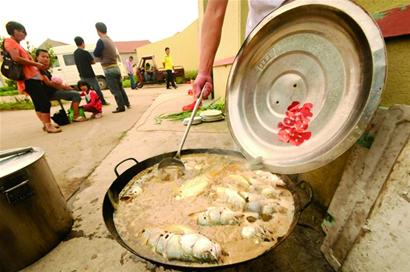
[158,85,208,171]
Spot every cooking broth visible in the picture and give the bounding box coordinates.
[114,153,294,265]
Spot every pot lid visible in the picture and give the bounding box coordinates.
[226,0,386,174]
[0,147,44,179]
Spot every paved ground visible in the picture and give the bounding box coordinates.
[0,86,175,199]
[6,86,333,272]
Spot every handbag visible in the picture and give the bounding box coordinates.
[51,100,70,126]
[1,41,24,80]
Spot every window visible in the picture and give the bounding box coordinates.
[63,54,76,66]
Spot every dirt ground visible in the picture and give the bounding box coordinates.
[0,86,179,199]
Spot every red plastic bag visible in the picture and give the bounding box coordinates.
[182,101,201,112]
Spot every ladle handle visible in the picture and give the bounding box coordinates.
[175,85,208,158]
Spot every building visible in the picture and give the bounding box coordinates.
[114,40,150,66]
[38,38,68,49]
[136,20,200,73]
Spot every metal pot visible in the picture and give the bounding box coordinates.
[0,147,73,272]
[104,0,385,268]
[103,148,311,269]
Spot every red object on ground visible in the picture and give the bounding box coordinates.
[182,101,201,112]
[277,101,313,146]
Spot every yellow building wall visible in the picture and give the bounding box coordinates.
[136,20,199,72]
[380,37,410,106]
[209,0,410,207]
[214,65,232,99]
[209,0,248,98]
[214,1,244,61]
[353,0,409,12]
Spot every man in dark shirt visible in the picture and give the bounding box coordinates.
[73,36,108,105]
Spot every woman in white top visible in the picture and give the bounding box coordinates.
[193,0,287,98]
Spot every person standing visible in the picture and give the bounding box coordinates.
[94,22,130,113]
[73,36,109,105]
[162,47,177,89]
[3,21,62,133]
[125,56,137,89]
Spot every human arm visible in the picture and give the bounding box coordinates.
[93,40,104,58]
[193,0,228,98]
[4,40,44,69]
[42,74,73,90]
[87,51,96,64]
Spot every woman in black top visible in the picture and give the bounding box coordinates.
[35,49,85,122]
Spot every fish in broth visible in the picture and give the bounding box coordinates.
[114,153,295,264]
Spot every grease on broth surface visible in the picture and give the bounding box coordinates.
[114,154,294,265]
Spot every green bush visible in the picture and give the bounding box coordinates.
[122,79,131,88]
[184,70,198,81]
[0,97,64,111]
[0,85,18,96]
[0,90,19,96]
[5,79,17,89]
[175,76,185,84]
[122,75,139,88]
[0,97,33,111]
[0,85,16,92]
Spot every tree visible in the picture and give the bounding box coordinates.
[29,46,57,66]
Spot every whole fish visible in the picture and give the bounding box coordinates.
[141,228,221,262]
[195,207,242,226]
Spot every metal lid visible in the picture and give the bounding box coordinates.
[226,0,386,174]
[0,147,44,179]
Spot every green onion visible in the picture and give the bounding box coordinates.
[155,98,225,124]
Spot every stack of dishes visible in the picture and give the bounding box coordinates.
[200,110,224,122]
[182,116,202,126]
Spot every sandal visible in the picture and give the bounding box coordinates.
[44,123,62,133]
[42,124,60,131]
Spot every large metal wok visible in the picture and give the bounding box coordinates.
[103,0,385,269]
[103,148,311,269]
